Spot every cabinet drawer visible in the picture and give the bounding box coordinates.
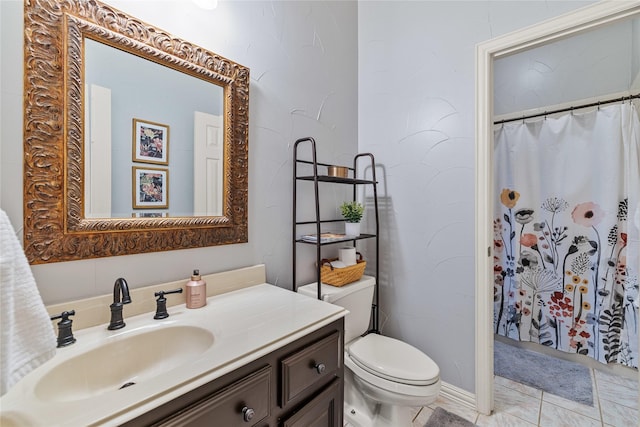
[157,366,271,427]
[281,331,340,407]
[281,379,340,427]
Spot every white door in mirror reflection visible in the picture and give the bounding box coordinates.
[85,84,112,218]
[194,111,223,216]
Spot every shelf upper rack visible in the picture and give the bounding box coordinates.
[295,233,376,245]
[296,175,376,185]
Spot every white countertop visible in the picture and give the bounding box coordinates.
[0,283,346,426]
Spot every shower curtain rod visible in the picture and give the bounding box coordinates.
[494,93,640,125]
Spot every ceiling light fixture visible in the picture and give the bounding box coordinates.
[192,0,218,10]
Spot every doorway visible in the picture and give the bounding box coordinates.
[475,0,640,415]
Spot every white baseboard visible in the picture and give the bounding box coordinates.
[440,381,477,411]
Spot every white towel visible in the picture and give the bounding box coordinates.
[0,209,56,395]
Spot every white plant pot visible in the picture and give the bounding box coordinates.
[344,222,361,237]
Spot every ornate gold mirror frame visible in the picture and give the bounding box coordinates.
[24,0,249,264]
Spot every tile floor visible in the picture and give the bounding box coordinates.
[407,369,638,427]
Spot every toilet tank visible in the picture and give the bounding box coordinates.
[298,276,375,343]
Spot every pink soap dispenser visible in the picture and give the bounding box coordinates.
[186,269,207,309]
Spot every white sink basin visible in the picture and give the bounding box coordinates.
[34,325,214,402]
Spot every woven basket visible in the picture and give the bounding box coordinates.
[320,254,366,287]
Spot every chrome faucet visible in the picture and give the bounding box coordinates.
[108,278,132,330]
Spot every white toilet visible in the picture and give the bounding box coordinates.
[298,276,441,427]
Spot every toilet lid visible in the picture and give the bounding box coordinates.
[347,334,440,386]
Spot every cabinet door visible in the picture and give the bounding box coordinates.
[281,380,340,427]
[280,331,340,407]
[156,366,271,427]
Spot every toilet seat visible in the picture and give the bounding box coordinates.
[347,334,440,386]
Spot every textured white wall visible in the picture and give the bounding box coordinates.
[0,0,358,303]
[633,18,640,89]
[358,0,594,393]
[494,17,638,116]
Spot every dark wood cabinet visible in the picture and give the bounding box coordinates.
[281,331,340,407]
[155,367,272,426]
[123,318,344,427]
[281,380,340,427]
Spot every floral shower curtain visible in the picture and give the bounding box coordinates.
[493,102,640,368]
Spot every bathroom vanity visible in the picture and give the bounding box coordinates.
[125,319,343,426]
[0,266,346,426]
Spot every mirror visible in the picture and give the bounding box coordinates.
[24,0,249,264]
[84,39,225,218]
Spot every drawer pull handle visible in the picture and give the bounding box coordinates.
[314,363,326,374]
[242,406,255,422]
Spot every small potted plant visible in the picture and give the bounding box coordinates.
[340,201,364,236]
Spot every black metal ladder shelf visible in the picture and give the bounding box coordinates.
[292,136,380,334]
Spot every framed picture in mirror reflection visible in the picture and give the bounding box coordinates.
[132,166,169,209]
[132,118,169,165]
[132,211,168,218]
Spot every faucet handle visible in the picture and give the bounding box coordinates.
[50,310,77,347]
[154,288,184,319]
